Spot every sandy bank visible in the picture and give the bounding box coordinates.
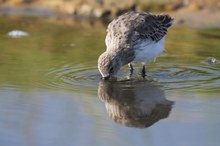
[0,0,219,28]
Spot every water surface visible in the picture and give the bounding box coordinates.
[0,16,220,146]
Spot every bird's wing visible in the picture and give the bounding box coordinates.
[105,11,173,50]
[132,12,173,42]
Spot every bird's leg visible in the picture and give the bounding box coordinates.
[128,63,134,77]
[128,63,133,72]
[142,65,146,77]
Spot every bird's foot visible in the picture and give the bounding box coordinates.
[141,72,148,78]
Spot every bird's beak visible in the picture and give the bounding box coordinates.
[102,75,110,80]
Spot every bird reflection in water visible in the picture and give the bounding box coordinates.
[98,79,174,128]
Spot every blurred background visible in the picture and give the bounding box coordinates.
[0,0,220,27]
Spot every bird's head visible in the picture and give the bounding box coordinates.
[98,52,121,79]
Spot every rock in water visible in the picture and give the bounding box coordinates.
[7,30,29,38]
[206,57,218,64]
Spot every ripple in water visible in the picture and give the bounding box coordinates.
[43,61,220,93]
[44,64,101,91]
[152,63,220,92]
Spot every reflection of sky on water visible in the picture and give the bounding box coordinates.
[0,89,220,146]
[0,91,100,146]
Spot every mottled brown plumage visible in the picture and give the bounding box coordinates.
[98,11,173,78]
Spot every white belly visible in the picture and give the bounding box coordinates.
[133,37,165,64]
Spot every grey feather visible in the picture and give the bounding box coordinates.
[106,11,173,50]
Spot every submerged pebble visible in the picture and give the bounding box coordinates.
[7,30,29,38]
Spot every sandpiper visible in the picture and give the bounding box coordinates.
[98,11,173,79]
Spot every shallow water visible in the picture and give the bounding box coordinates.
[0,16,220,146]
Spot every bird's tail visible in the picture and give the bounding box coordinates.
[157,14,174,28]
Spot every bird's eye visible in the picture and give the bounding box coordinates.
[109,67,114,73]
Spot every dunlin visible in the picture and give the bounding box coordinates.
[98,11,173,79]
